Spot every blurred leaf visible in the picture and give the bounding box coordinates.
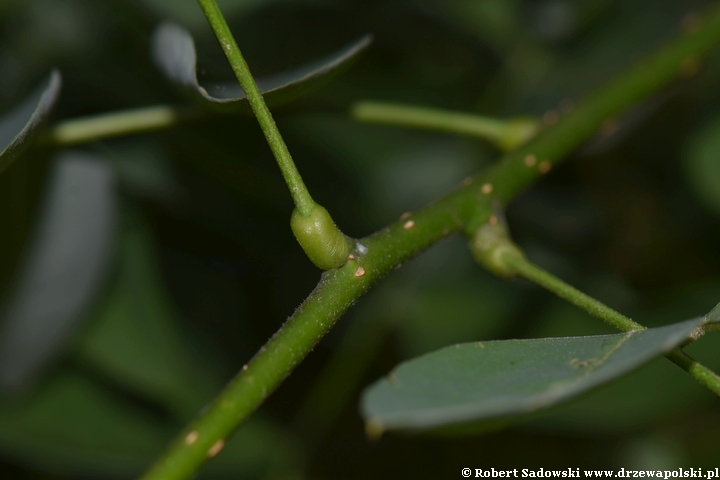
[74,208,222,418]
[390,279,520,357]
[151,22,371,111]
[361,317,710,432]
[104,140,181,203]
[0,372,297,478]
[0,70,61,175]
[684,111,720,218]
[139,0,266,31]
[0,153,116,391]
[0,372,168,477]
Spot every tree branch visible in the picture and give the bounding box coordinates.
[141,5,720,479]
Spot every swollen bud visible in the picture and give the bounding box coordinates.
[496,117,541,152]
[291,205,353,270]
[469,219,524,277]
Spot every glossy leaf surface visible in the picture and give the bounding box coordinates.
[151,22,371,111]
[361,317,710,432]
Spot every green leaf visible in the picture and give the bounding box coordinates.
[151,22,371,111]
[0,372,297,478]
[0,71,61,175]
[74,209,222,418]
[684,111,720,217]
[361,317,710,432]
[0,372,169,477]
[0,153,116,391]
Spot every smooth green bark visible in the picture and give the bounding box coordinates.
[44,105,204,147]
[196,0,314,215]
[352,101,540,151]
[500,252,720,395]
[142,5,720,479]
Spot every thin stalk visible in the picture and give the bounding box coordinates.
[42,105,205,147]
[142,5,720,479]
[351,101,539,151]
[196,0,314,215]
[501,252,720,395]
[502,255,644,332]
[353,101,508,138]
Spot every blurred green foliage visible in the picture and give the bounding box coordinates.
[1,0,720,478]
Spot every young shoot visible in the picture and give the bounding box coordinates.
[352,101,540,152]
[196,0,351,270]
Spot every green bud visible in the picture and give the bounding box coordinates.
[469,220,524,277]
[497,117,541,152]
[291,205,353,270]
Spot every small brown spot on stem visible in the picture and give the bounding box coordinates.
[481,183,494,195]
[208,439,225,458]
[387,373,398,384]
[542,109,560,126]
[400,211,411,220]
[524,154,537,167]
[488,215,498,226]
[354,267,365,277]
[539,161,552,174]
[348,253,355,260]
[185,431,199,445]
[403,220,415,229]
[462,177,474,186]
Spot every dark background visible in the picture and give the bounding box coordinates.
[1,0,720,478]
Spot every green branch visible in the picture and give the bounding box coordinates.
[470,215,720,394]
[141,5,720,479]
[196,0,313,215]
[351,101,540,152]
[496,244,720,395]
[42,105,205,147]
[196,0,352,270]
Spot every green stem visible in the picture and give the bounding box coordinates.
[42,105,205,147]
[502,255,644,332]
[196,0,314,216]
[353,101,508,137]
[142,6,720,479]
[351,101,540,151]
[665,350,720,395]
[499,252,720,395]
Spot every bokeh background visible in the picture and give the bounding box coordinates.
[1,0,720,478]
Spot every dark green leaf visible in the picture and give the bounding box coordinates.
[684,111,720,217]
[361,317,711,432]
[74,209,222,417]
[0,372,296,478]
[0,71,61,175]
[0,373,168,477]
[151,22,371,111]
[0,153,116,391]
